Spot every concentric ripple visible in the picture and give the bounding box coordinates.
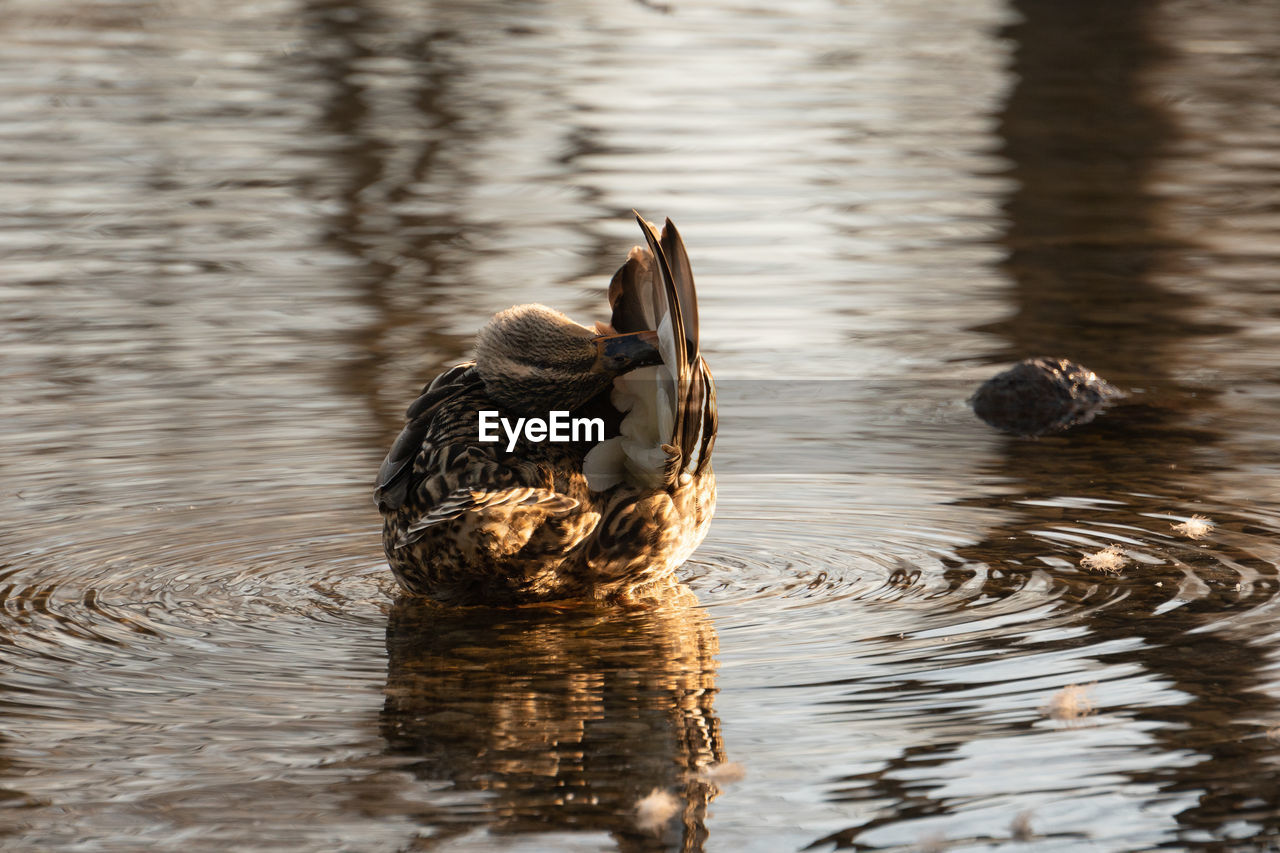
[4,487,1280,852]
[0,507,391,658]
[691,490,1280,638]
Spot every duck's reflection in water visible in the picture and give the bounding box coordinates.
[379,590,723,851]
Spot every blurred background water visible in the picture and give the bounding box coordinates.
[2,0,1280,850]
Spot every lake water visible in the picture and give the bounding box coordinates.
[3,0,1280,850]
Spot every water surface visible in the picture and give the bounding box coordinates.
[3,0,1280,850]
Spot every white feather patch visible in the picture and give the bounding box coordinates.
[584,366,674,492]
[584,436,627,492]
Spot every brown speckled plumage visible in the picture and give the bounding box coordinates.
[374,215,717,605]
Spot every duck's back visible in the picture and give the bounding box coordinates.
[375,363,712,604]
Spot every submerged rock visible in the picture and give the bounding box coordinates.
[971,357,1123,437]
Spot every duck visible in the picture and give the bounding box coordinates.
[373,214,717,605]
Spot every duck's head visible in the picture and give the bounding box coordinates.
[474,304,661,415]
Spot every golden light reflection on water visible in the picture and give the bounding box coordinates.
[378,594,721,850]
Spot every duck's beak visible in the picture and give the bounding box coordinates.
[594,330,662,374]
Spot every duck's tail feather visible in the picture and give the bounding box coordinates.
[659,219,699,357]
[588,214,715,491]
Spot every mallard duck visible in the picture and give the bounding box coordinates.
[374,214,717,605]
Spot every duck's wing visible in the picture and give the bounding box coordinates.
[394,487,579,549]
[591,215,716,490]
[377,364,584,553]
[636,216,716,484]
[373,363,480,512]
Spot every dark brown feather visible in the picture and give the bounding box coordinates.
[374,364,482,512]
[607,255,653,335]
[659,218,699,360]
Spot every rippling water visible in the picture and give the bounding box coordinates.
[3,0,1280,850]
